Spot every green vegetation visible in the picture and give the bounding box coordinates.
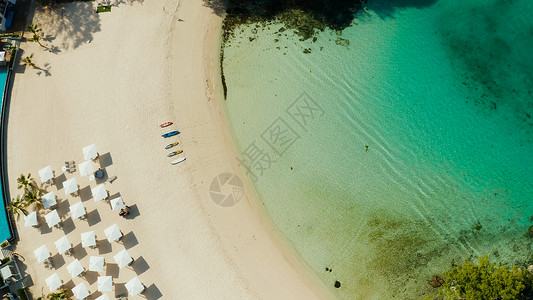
[21,53,36,68]
[0,256,10,264]
[0,241,8,249]
[37,289,69,300]
[8,49,17,69]
[17,288,29,300]
[7,173,44,220]
[0,33,20,38]
[435,255,533,300]
[27,24,46,48]
[96,5,111,13]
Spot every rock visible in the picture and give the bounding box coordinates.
[428,275,445,288]
[334,281,341,288]
[529,225,533,237]
[335,38,350,46]
[528,265,533,273]
[303,48,311,54]
[336,30,342,36]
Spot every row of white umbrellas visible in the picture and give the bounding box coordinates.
[38,144,99,184]
[46,273,144,299]
[24,196,126,229]
[34,224,123,259]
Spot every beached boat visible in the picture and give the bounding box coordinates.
[171,157,186,165]
[165,142,179,149]
[162,131,180,138]
[160,122,173,128]
[167,150,183,157]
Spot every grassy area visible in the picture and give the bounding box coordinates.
[96,5,111,13]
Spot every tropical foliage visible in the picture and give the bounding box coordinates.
[437,255,533,300]
[27,24,46,48]
[7,174,45,220]
[21,54,36,68]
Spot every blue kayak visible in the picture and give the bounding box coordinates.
[162,131,180,138]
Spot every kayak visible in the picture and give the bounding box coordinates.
[171,157,186,165]
[160,122,173,128]
[165,142,179,149]
[162,131,180,138]
[167,150,183,157]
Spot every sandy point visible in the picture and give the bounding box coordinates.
[4,0,335,298]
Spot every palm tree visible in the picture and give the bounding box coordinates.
[16,173,31,190]
[7,196,28,220]
[47,289,68,300]
[23,189,43,210]
[21,54,36,68]
[27,24,46,48]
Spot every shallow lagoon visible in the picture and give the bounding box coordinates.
[222,0,533,298]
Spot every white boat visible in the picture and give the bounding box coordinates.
[171,157,186,165]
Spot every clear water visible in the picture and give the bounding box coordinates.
[0,68,12,243]
[222,0,533,298]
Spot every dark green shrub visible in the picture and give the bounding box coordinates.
[17,288,28,300]
[438,255,532,300]
[0,257,10,265]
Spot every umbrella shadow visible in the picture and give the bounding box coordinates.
[122,231,138,250]
[124,204,140,220]
[72,244,88,260]
[132,256,149,276]
[56,197,70,216]
[79,186,92,202]
[51,253,66,269]
[61,217,76,235]
[63,279,76,291]
[84,270,98,285]
[114,283,127,298]
[97,239,112,255]
[39,221,53,235]
[87,209,101,227]
[144,283,163,300]
[55,174,67,190]
[98,152,113,168]
[105,263,120,278]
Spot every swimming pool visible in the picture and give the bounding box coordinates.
[0,68,13,243]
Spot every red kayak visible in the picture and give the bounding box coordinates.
[160,122,173,128]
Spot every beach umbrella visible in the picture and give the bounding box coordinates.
[67,259,85,278]
[72,282,90,300]
[125,276,145,296]
[110,197,125,211]
[98,276,113,292]
[91,184,108,202]
[113,249,133,268]
[45,273,62,292]
[83,144,98,160]
[34,245,50,263]
[42,191,57,209]
[89,256,105,272]
[81,231,96,248]
[55,235,72,254]
[45,210,61,228]
[24,211,38,227]
[104,224,122,243]
[78,161,94,177]
[1,265,14,279]
[63,178,78,195]
[70,202,86,219]
[39,166,54,183]
[95,294,110,300]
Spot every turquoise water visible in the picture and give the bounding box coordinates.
[0,68,12,243]
[222,0,533,298]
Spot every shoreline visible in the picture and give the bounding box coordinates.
[201,14,336,298]
[3,0,336,298]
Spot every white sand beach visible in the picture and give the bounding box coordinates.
[5,0,335,298]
